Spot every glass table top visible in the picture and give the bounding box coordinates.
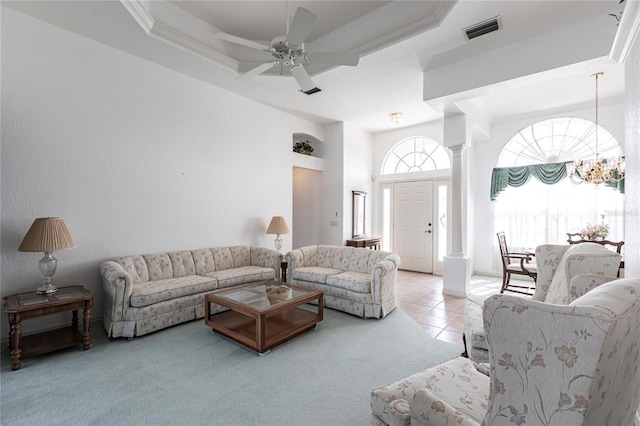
[16,287,84,307]
[214,282,312,310]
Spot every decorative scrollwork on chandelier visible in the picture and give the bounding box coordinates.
[568,72,625,185]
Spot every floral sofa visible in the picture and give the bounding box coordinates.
[100,246,281,338]
[371,276,640,426]
[285,245,400,318]
[464,242,622,363]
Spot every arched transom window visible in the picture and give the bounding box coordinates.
[497,116,621,166]
[381,136,450,175]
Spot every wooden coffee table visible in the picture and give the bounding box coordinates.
[204,281,323,355]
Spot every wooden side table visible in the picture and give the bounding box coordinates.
[3,285,93,370]
[346,237,381,250]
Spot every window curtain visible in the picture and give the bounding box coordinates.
[490,162,625,201]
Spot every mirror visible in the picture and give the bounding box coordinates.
[352,191,366,238]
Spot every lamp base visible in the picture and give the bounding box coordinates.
[36,284,58,295]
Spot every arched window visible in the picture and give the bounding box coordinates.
[381,136,450,175]
[495,117,623,251]
[497,117,621,166]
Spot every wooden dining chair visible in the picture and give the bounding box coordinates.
[566,233,624,276]
[496,232,537,295]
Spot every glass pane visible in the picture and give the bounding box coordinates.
[216,282,309,310]
[437,184,447,262]
[382,186,391,252]
[381,137,451,175]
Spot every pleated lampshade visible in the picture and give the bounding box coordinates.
[266,216,290,235]
[18,217,76,252]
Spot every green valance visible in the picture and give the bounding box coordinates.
[490,162,624,201]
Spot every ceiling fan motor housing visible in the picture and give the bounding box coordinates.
[271,36,305,65]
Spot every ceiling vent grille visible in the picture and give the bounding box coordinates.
[462,16,501,40]
[302,87,322,95]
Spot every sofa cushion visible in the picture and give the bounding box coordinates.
[299,245,318,266]
[291,266,343,284]
[192,248,216,275]
[371,357,489,426]
[349,249,372,273]
[168,250,195,278]
[326,271,371,293]
[201,265,276,288]
[230,246,250,268]
[113,255,149,284]
[212,247,234,271]
[142,253,173,281]
[464,304,487,350]
[130,275,217,308]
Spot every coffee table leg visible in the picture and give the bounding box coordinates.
[9,313,22,370]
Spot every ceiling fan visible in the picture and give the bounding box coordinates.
[216,7,360,94]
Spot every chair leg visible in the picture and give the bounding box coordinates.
[461,333,468,358]
[500,272,511,293]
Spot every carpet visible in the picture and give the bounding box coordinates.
[1,307,460,426]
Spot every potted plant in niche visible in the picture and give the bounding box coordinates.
[293,141,314,155]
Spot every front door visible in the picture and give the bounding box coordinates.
[393,180,434,273]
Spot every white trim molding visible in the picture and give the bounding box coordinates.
[610,0,640,63]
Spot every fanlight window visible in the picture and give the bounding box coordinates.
[381,137,450,175]
[497,117,620,166]
[495,116,623,251]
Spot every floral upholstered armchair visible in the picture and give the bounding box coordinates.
[463,243,622,363]
[371,276,640,426]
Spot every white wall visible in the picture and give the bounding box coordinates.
[472,102,626,275]
[343,122,373,240]
[292,167,323,248]
[1,8,322,333]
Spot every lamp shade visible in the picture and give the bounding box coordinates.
[266,216,290,235]
[18,217,76,252]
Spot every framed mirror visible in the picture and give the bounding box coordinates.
[352,191,366,238]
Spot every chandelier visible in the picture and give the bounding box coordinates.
[568,72,625,185]
[389,112,403,124]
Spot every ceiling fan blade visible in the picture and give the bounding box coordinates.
[216,32,270,51]
[286,7,317,48]
[290,64,316,92]
[237,61,279,80]
[305,52,360,67]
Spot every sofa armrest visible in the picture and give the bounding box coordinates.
[371,259,398,307]
[569,274,617,303]
[410,389,479,426]
[100,260,133,323]
[285,249,304,282]
[250,247,281,276]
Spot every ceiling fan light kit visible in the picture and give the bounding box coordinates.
[216,7,360,93]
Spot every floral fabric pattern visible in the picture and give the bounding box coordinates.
[286,245,400,319]
[371,357,489,425]
[101,245,281,338]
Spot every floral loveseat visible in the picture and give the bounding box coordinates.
[464,242,622,362]
[285,245,400,318]
[100,246,281,338]
[371,276,640,426]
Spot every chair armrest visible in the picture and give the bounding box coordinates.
[532,245,569,301]
[569,274,617,303]
[410,389,479,426]
[388,399,411,426]
[99,260,133,323]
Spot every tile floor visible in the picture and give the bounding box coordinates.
[395,269,515,353]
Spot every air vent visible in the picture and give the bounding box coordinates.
[462,16,501,40]
[302,87,322,95]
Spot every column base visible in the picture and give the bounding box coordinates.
[443,255,471,297]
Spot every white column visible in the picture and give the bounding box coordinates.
[443,115,471,297]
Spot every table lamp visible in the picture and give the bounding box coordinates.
[266,216,289,252]
[18,217,76,294]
